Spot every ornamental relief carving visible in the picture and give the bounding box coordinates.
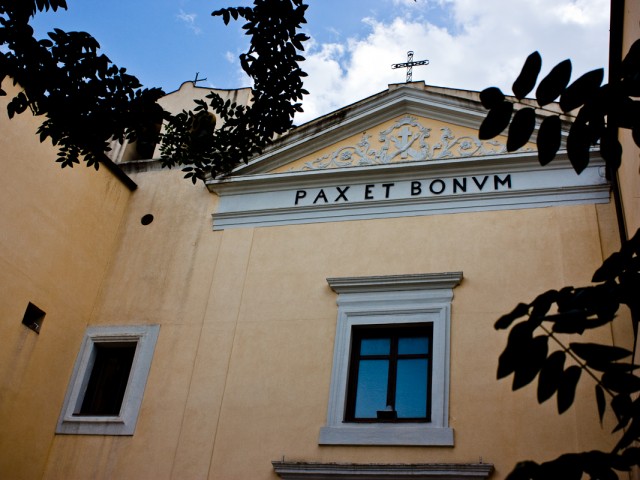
[288,115,517,172]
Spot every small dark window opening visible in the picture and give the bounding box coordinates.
[22,302,45,333]
[77,342,137,416]
[345,324,433,423]
[140,214,154,225]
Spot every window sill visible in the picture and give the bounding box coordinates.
[57,416,129,436]
[318,424,454,446]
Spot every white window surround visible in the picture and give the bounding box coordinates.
[319,272,462,446]
[56,324,160,436]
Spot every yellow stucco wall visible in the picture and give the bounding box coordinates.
[0,80,133,479]
[29,162,622,480]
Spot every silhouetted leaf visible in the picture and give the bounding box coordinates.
[593,251,625,282]
[555,285,576,309]
[497,345,520,381]
[632,125,640,148]
[512,52,542,100]
[611,393,633,431]
[530,289,559,321]
[570,342,632,364]
[480,87,505,109]
[629,229,640,255]
[539,453,584,480]
[616,98,640,130]
[549,311,588,334]
[578,102,606,146]
[495,303,530,330]
[620,447,640,468]
[615,415,640,451]
[557,366,581,414]
[600,130,622,171]
[621,39,640,79]
[566,120,591,174]
[602,370,640,394]
[537,350,566,403]
[559,68,604,113]
[536,115,561,166]
[506,461,540,480]
[596,384,606,425]
[497,322,535,379]
[507,107,536,151]
[512,335,548,390]
[580,451,619,480]
[536,59,572,107]
[479,101,513,140]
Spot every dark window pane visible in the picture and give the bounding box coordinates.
[398,336,429,355]
[360,338,390,356]
[346,324,432,423]
[395,359,428,418]
[354,359,389,418]
[79,343,136,416]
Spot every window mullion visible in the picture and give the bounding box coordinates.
[387,335,399,411]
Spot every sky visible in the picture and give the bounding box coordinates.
[29,0,611,124]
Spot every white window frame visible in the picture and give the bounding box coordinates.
[56,325,160,436]
[319,273,462,446]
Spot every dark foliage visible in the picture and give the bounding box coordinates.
[479,39,640,175]
[494,229,640,478]
[0,0,309,181]
[0,0,166,168]
[485,49,640,478]
[160,0,309,182]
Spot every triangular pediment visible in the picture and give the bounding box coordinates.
[270,114,521,174]
[217,83,532,178]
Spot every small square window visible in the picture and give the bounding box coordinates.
[56,325,159,435]
[22,302,45,333]
[346,324,433,422]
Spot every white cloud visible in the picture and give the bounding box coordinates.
[177,9,202,35]
[552,0,609,26]
[295,0,609,124]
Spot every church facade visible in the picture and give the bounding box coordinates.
[0,78,628,479]
[0,23,637,477]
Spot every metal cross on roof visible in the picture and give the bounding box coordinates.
[193,72,208,85]
[391,51,429,83]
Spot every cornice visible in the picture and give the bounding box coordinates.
[272,461,494,479]
[327,272,464,294]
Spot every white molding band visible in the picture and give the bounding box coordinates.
[319,272,462,446]
[208,153,609,230]
[272,461,494,479]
